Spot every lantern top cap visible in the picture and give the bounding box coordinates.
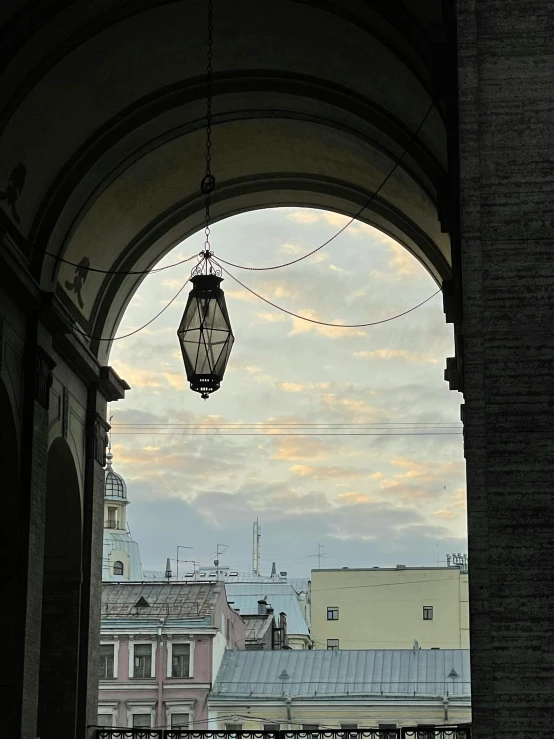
[190,273,223,289]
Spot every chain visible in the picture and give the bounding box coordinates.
[200,0,215,274]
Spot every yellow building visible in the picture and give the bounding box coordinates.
[311,564,469,651]
[208,649,471,731]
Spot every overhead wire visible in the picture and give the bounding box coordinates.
[39,251,197,276]
[71,277,190,342]
[39,102,434,279]
[215,102,435,272]
[217,262,441,329]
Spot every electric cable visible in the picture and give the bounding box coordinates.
[37,251,197,276]
[219,263,441,328]
[37,101,434,279]
[215,102,435,272]
[72,277,190,342]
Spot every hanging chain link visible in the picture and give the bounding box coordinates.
[200,0,215,272]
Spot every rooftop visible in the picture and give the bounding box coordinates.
[212,649,471,699]
[226,582,310,636]
[243,614,274,642]
[101,582,222,618]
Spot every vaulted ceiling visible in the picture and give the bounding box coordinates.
[0,0,451,361]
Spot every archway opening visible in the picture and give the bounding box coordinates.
[106,206,467,608]
[37,437,83,739]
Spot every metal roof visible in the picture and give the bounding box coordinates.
[226,583,310,636]
[102,582,221,619]
[212,649,471,698]
[288,577,311,594]
[243,615,274,642]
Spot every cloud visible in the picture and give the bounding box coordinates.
[337,492,375,505]
[277,381,305,393]
[280,242,303,254]
[225,289,258,303]
[354,349,440,364]
[288,309,366,338]
[254,311,286,324]
[388,241,421,277]
[272,437,336,461]
[290,464,366,480]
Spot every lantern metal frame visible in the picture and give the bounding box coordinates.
[177,252,234,399]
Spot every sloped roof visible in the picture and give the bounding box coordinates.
[212,649,471,698]
[102,582,221,619]
[243,614,274,642]
[226,582,310,636]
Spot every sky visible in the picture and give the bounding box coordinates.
[108,207,467,577]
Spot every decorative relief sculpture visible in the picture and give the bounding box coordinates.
[64,257,90,309]
[0,163,26,225]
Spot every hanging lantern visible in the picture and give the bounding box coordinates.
[177,0,234,400]
[177,267,234,399]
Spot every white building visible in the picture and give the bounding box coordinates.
[102,451,144,581]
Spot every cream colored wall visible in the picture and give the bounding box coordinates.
[211,701,471,729]
[311,568,469,650]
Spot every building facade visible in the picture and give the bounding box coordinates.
[3,5,554,737]
[208,649,471,730]
[98,582,245,729]
[311,564,469,651]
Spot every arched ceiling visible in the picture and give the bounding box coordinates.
[0,0,450,363]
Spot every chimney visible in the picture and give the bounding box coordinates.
[165,558,172,581]
[257,599,268,615]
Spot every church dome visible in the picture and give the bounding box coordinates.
[104,452,127,500]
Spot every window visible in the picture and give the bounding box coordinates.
[327,638,339,650]
[133,644,152,678]
[113,561,124,576]
[133,713,151,727]
[171,713,190,728]
[99,644,114,678]
[327,606,339,620]
[379,724,397,738]
[172,643,191,678]
[423,605,433,620]
[97,714,112,727]
[264,724,280,733]
[107,506,117,527]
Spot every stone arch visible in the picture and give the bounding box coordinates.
[37,436,83,739]
[0,0,457,365]
[0,378,22,735]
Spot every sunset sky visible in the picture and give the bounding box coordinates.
[108,207,467,577]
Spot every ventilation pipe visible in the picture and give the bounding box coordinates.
[442,696,449,724]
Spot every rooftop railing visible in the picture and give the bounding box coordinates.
[93,727,471,739]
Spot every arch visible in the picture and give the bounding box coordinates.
[0,379,22,735]
[0,0,453,365]
[37,437,82,739]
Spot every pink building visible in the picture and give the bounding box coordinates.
[97,582,245,729]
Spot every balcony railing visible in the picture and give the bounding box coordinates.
[93,727,471,739]
[104,520,124,529]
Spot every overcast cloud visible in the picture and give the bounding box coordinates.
[108,208,467,576]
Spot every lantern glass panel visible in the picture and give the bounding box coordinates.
[177,274,234,396]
